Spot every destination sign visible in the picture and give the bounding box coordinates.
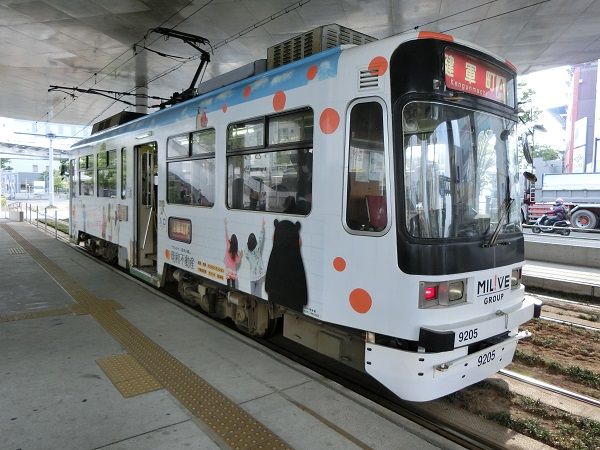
[444,48,515,107]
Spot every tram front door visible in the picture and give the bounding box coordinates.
[134,142,157,274]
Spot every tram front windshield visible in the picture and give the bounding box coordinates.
[402,102,520,239]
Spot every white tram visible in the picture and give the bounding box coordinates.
[69,26,539,401]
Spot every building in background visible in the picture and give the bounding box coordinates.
[564,61,599,173]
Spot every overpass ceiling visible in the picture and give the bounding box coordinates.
[1,0,599,126]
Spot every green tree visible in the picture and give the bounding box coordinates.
[54,169,68,193]
[0,158,12,171]
[532,144,559,161]
[518,82,541,125]
[517,82,561,162]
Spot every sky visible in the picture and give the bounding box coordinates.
[519,66,572,151]
[520,66,572,109]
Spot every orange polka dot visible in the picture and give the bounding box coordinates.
[349,288,372,314]
[319,108,340,134]
[273,90,286,111]
[306,65,318,80]
[368,56,388,76]
[333,257,346,272]
[164,249,171,260]
[243,85,251,97]
[222,103,228,113]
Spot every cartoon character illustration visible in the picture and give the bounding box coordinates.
[265,219,307,312]
[224,219,243,289]
[245,219,266,297]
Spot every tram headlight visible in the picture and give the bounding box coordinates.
[448,280,464,301]
[419,279,467,308]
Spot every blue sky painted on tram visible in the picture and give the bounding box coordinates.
[74,47,341,148]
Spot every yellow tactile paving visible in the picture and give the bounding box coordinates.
[97,354,162,398]
[0,224,290,450]
[0,305,85,323]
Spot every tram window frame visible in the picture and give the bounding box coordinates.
[97,149,117,198]
[166,128,216,207]
[78,154,95,196]
[343,99,390,235]
[226,108,314,215]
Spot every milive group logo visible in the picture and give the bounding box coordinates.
[477,273,511,305]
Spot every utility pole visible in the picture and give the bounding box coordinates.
[48,133,55,207]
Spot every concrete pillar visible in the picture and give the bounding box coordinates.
[48,135,54,206]
[135,48,148,114]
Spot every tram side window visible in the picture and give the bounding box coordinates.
[79,155,94,196]
[97,149,117,198]
[166,129,215,207]
[226,109,313,215]
[69,159,76,198]
[121,147,127,199]
[346,102,387,232]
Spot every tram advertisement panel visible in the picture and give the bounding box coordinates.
[444,48,514,107]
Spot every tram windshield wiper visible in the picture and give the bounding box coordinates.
[482,197,514,248]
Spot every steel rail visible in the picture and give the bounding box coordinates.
[499,369,600,407]
[539,315,600,332]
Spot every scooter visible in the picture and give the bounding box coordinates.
[531,215,571,236]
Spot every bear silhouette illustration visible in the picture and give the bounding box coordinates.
[265,219,307,312]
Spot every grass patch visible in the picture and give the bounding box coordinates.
[36,218,69,234]
[515,350,600,389]
[449,383,600,449]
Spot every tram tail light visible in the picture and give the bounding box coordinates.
[419,279,467,308]
[424,286,438,301]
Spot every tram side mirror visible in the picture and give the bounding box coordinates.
[523,171,537,183]
[522,141,533,164]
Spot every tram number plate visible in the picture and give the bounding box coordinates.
[457,328,478,344]
[477,350,496,367]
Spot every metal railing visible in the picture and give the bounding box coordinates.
[6,202,69,242]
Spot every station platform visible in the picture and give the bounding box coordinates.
[0,220,456,450]
[523,260,600,299]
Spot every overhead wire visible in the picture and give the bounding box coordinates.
[80,0,314,130]
[442,0,552,33]
[41,0,217,129]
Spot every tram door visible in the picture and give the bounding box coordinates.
[134,142,158,272]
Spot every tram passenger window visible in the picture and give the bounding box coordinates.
[227,120,264,150]
[97,149,117,198]
[226,149,312,214]
[346,102,387,232]
[192,129,215,155]
[79,155,94,196]
[167,134,189,158]
[166,129,215,207]
[269,110,313,145]
[167,160,215,207]
[226,109,313,214]
[121,147,127,199]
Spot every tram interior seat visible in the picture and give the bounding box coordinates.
[365,195,387,231]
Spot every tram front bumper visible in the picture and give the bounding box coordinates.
[365,330,530,402]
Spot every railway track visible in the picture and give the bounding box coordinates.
[499,369,600,408]
[539,315,600,331]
